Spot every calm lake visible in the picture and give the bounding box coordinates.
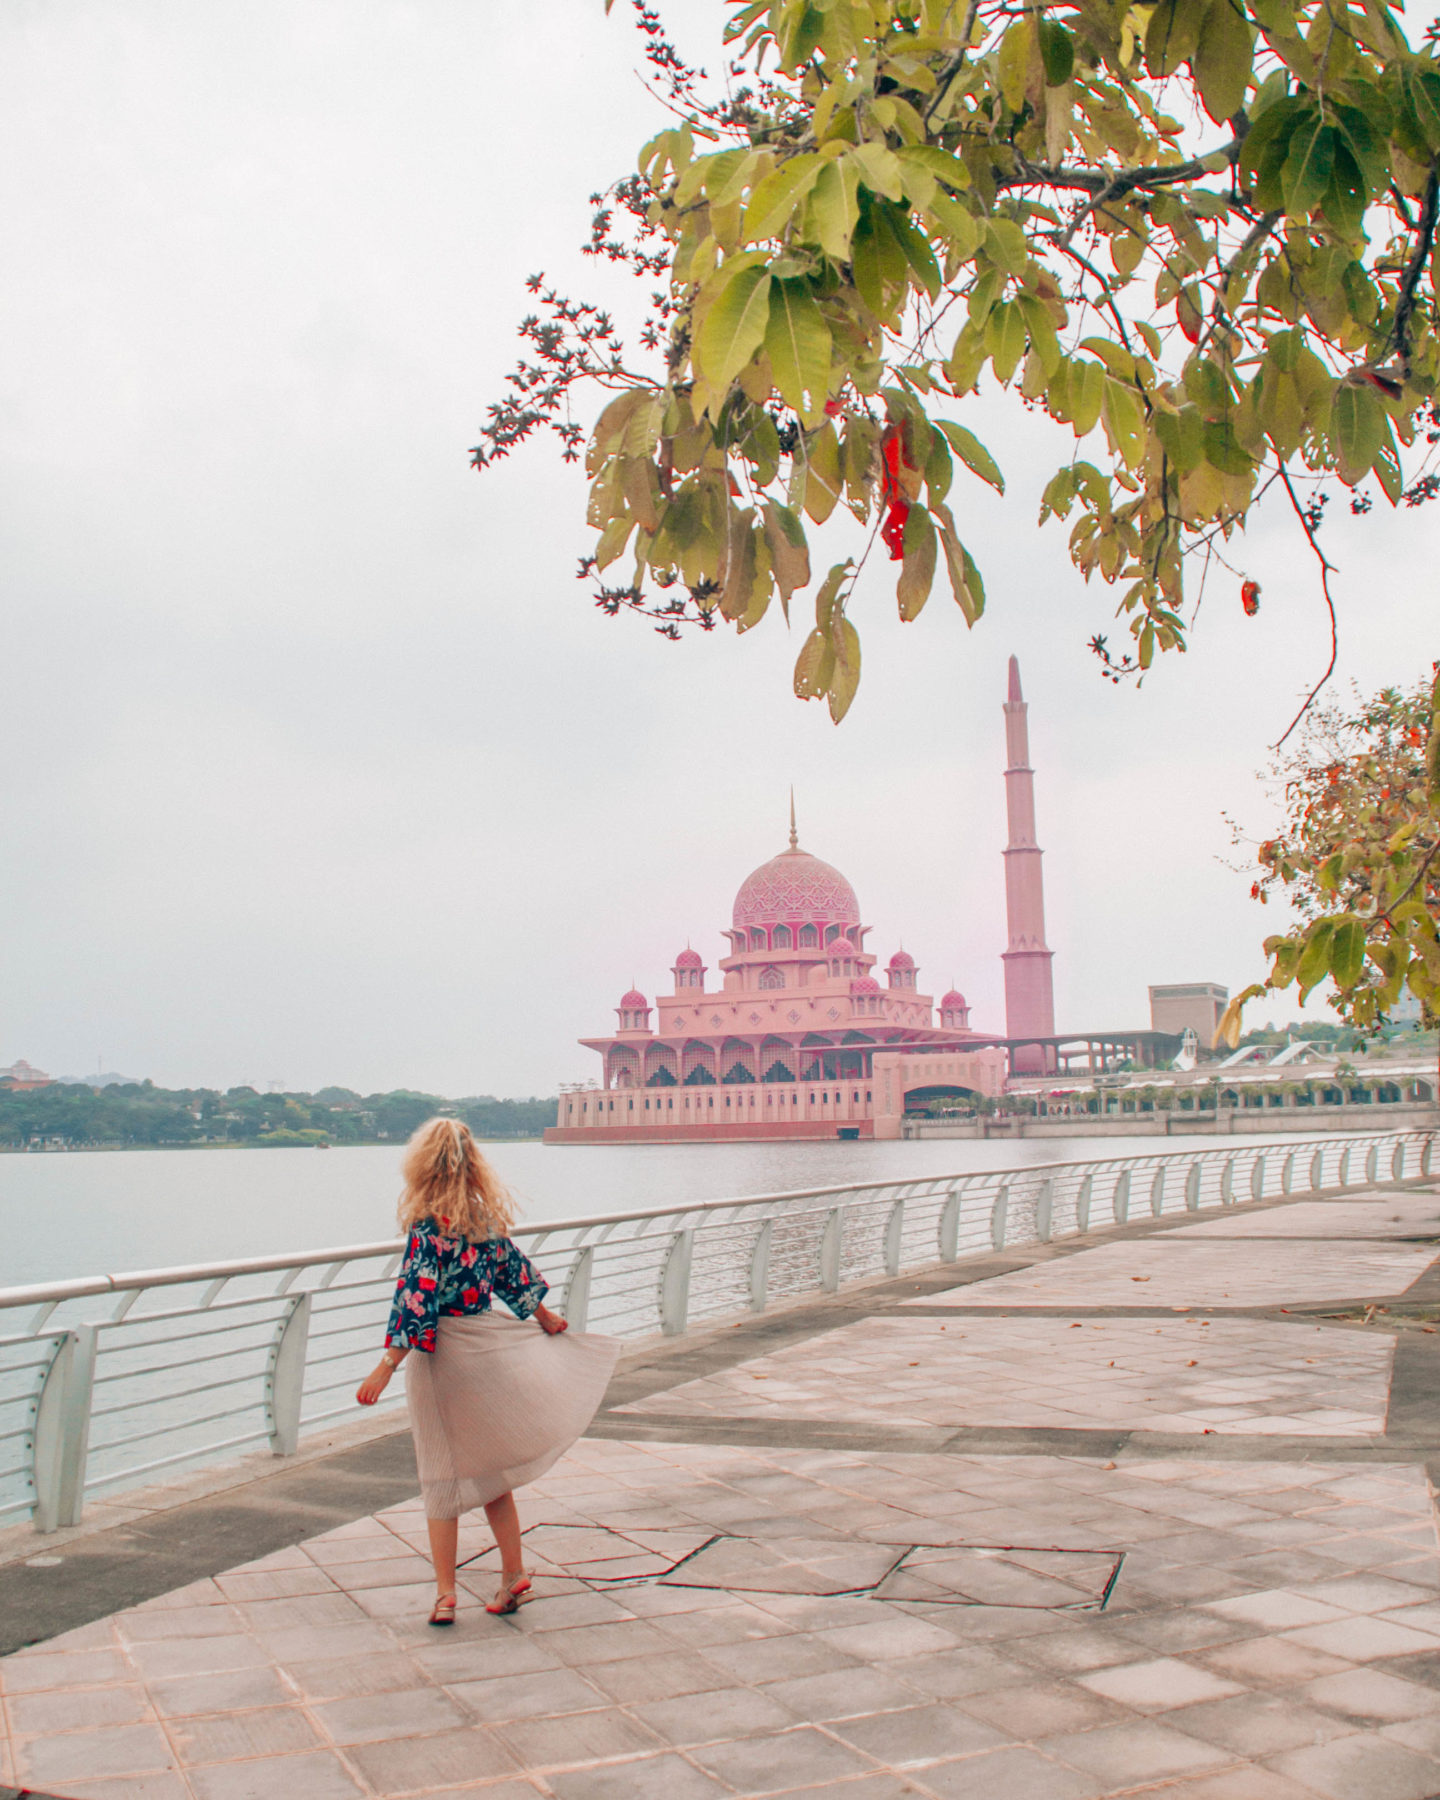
[0,1132,1268,1289]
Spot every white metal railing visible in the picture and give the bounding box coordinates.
[0,1127,1432,1533]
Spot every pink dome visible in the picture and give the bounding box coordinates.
[674,948,703,968]
[941,989,968,1010]
[619,989,648,1009]
[733,847,860,931]
[827,932,855,956]
[850,976,881,995]
[888,949,915,970]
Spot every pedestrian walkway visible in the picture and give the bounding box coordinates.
[6,1178,1440,1799]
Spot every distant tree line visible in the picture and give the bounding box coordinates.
[0,1083,555,1149]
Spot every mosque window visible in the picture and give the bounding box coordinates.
[773,925,792,948]
[763,1061,794,1083]
[799,925,818,947]
[750,928,767,949]
[824,925,842,944]
[758,967,784,991]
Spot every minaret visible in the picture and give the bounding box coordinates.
[1002,656,1055,1073]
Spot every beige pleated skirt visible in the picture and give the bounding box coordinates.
[405,1311,620,1519]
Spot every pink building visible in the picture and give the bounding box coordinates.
[550,660,1053,1142]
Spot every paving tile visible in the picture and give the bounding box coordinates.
[526,1619,678,1667]
[1282,1617,1440,1661]
[311,1686,472,1744]
[828,1701,1008,1765]
[917,1745,1106,1800]
[7,1683,152,1734]
[187,1748,367,1799]
[123,1634,273,1680]
[169,1704,321,1763]
[146,1665,295,1716]
[882,1647,1035,1700]
[1035,1718,1234,1784]
[445,1668,608,1723]
[345,1723,519,1791]
[1268,1732,1440,1799]
[632,1684,796,1745]
[953,1675,1127,1739]
[492,1705,664,1770]
[1075,1655,1245,1711]
[117,1605,247,1643]
[14,1721,177,1786]
[1302,1666,1440,1724]
[545,1751,734,1799]
[50,1775,194,1799]
[758,1664,923,1722]
[283,1650,440,1700]
[0,1648,136,1693]
[690,1724,879,1792]
[1122,1770,1327,1800]
[703,1630,862,1685]
[1170,1689,1360,1757]
[1197,1635,1356,1688]
[1205,1589,1353,1630]
[585,1649,736,1705]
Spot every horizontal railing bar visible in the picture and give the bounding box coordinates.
[92,1368,262,1419]
[92,1341,272,1385]
[91,1400,268,1455]
[84,1430,272,1490]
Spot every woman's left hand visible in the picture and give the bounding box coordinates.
[535,1304,568,1335]
[356,1364,393,1405]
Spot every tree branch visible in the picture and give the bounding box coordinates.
[1391,164,1439,375]
[1273,465,1340,750]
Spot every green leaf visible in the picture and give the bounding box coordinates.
[933,503,985,624]
[1194,0,1255,124]
[794,628,834,700]
[1068,359,1106,435]
[1332,382,1384,482]
[762,501,811,615]
[806,159,858,260]
[1322,140,1368,237]
[896,505,937,621]
[800,421,843,524]
[744,153,823,243]
[1102,378,1146,466]
[1038,19,1074,86]
[1328,916,1367,990]
[694,266,772,409]
[936,419,1005,492]
[985,302,1027,383]
[1145,0,1203,78]
[765,278,832,426]
[889,207,943,299]
[1153,405,1205,473]
[1297,916,1337,1000]
[851,200,908,321]
[828,615,861,723]
[998,18,1032,111]
[1281,116,1334,215]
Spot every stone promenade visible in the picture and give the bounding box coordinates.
[7,1176,1440,1800]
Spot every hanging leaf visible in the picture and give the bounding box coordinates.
[765,279,832,425]
[936,419,1005,492]
[694,267,773,412]
[1193,0,1255,124]
[896,505,937,620]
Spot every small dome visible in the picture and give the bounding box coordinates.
[941,989,968,1010]
[674,948,704,968]
[850,976,881,995]
[828,933,855,956]
[619,988,648,1009]
[888,949,915,970]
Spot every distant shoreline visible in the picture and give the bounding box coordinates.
[0,1137,546,1155]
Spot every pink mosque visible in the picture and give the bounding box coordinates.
[551,659,1059,1142]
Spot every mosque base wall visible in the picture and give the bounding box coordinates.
[543,1120,875,1144]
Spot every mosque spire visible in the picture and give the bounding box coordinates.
[1002,656,1056,1073]
[789,788,799,851]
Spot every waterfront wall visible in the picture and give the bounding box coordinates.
[905,1100,1440,1139]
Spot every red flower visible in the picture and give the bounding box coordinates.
[417,1277,437,1291]
[824,399,844,417]
[1241,579,1260,616]
[879,429,915,562]
[461,1246,479,1267]
[1250,882,1261,899]
[462,1286,480,1305]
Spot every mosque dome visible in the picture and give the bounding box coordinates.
[941,989,968,1010]
[619,988,648,1009]
[850,976,881,995]
[733,847,860,931]
[888,949,915,970]
[674,948,704,968]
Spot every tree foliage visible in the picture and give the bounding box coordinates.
[475,0,1440,720]
[1221,669,1440,1042]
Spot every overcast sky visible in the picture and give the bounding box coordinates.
[2,0,1432,1098]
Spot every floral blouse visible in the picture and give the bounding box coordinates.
[384,1221,548,1353]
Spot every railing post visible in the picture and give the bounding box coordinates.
[562,1245,594,1331]
[32,1325,96,1533]
[1424,1135,1435,1178]
[1149,1167,1166,1218]
[883,1199,906,1277]
[1250,1155,1266,1201]
[939,1190,962,1262]
[1392,1139,1406,1181]
[1035,1179,1054,1243]
[1366,1141,1380,1184]
[1281,1152,1295,1195]
[1112,1170,1131,1226]
[819,1207,846,1293]
[267,1292,312,1457]
[1309,1149,1325,1192]
[990,1186,1009,1253]
[660,1229,694,1336]
[749,1220,772,1313]
[1075,1173,1093,1233]
[1339,1144,1353,1187]
[1220,1158,1235,1205]
[1184,1163,1201,1212]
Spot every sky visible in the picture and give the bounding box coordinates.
[1,0,1433,1098]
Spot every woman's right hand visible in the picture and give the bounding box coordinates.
[356,1364,393,1406]
[535,1303,569,1336]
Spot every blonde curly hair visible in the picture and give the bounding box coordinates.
[397,1117,517,1241]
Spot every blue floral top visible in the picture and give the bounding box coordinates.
[384,1221,549,1354]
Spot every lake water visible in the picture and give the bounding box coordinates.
[2,1132,1261,1289]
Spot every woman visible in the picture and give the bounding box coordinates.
[357,1118,618,1623]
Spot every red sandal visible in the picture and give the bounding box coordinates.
[485,1573,532,1615]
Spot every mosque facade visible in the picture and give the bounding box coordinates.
[549,661,1055,1142]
